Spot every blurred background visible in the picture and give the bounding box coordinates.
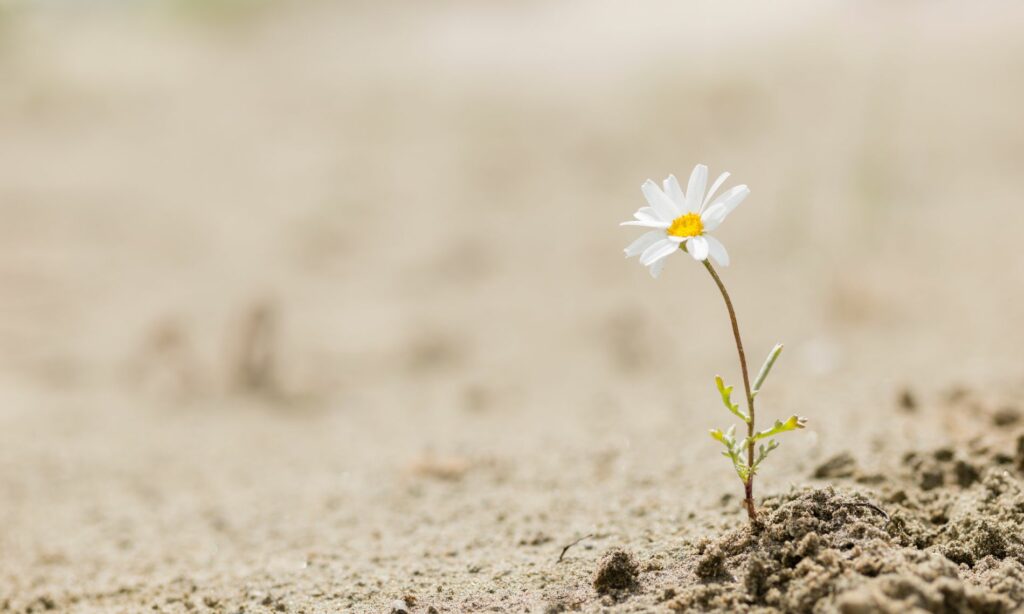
[2,1,1024,611]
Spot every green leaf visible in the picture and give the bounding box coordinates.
[752,343,784,398]
[709,424,736,447]
[751,415,807,443]
[709,425,749,482]
[754,440,779,466]
[715,375,749,423]
[734,463,750,482]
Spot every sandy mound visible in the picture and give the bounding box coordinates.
[666,440,1024,613]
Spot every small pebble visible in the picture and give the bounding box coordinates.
[390,599,410,614]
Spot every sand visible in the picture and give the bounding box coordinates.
[2,2,1024,612]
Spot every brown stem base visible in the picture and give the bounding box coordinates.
[744,480,757,522]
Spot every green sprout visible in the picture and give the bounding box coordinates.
[703,253,806,523]
[622,164,808,522]
[709,344,805,483]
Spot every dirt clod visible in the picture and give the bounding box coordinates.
[904,448,983,491]
[593,548,639,594]
[993,406,1021,426]
[897,388,917,412]
[695,542,731,581]
[954,459,981,487]
[813,452,857,479]
[1016,435,1024,472]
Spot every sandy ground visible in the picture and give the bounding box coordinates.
[2,2,1024,612]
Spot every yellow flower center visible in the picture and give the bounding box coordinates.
[667,213,704,238]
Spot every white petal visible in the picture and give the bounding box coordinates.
[621,220,670,229]
[707,185,749,213]
[700,202,729,232]
[623,230,663,258]
[704,234,730,266]
[663,174,685,209]
[687,235,709,261]
[640,239,678,266]
[701,172,730,211]
[649,258,667,278]
[667,235,687,243]
[639,238,672,264]
[685,164,708,213]
[641,180,680,220]
[633,209,661,223]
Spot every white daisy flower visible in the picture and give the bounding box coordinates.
[621,164,749,278]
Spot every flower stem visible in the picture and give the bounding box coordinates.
[703,260,758,522]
